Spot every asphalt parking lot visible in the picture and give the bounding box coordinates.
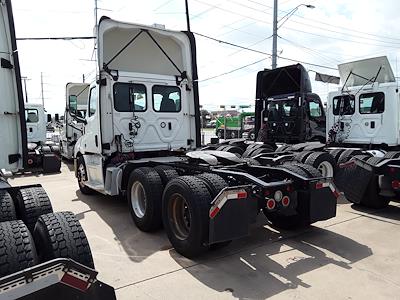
[9,163,400,300]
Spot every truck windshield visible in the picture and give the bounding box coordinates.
[266,100,298,121]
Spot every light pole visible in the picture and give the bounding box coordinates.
[271,3,315,69]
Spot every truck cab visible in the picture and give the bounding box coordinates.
[25,103,46,145]
[60,82,89,159]
[327,56,398,148]
[255,64,326,144]
[73,17,200,193]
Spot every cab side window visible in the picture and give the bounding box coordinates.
[333,95,355,115]
[25,109,39,123]
[308,101,323,118]
[152,85,181,112]
[359,92,384,114]
[88,87,97,117]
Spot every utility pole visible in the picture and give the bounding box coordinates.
[272,0,278,69]
[94,0,98,31]
[21,76,29,103]
[184,0,191,32]
[40,72,44,107]
[83,74,85,83]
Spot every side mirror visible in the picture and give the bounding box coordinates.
[55,113,59,122]
[68,95,78,115]
[47,114,52,123]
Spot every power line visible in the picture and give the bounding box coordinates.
[16,36,95,41]
[198,57,268,82]
[194,31,338,71]
[194,0,400,48]
[244,0,400,42]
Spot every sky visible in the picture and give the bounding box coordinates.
[10,0,400,115]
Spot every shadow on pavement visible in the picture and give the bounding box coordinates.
[350,203,400,222]
[171,222,372,299]
[73,190,171,263]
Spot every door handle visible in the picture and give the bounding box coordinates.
[29,127,33,132]
[95,135,98,147]
[168,122,172,130]
[371,121,375,129]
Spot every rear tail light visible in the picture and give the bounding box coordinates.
[237,191,247,199]
[27,158,33,165]
[282,196,290,207]
[266,199,276,210]
[392,180,400,190]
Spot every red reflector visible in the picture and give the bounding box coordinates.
[237,191,247,199]
[286,185,293,192]
[266,199,275,210]
[282,196,290,207]
[27,159,33,165]
[61,273,89,292]
[392,180,400,190]
[390,167,397,174]
[333,190,340,198]
[315,182,324,189]
[264,190,270,196]
[210,207,220,219]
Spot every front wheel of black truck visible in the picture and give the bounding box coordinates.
[162,176,212,258]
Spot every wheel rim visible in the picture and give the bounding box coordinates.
[131,182,146,218]
[77,163,86,188]
[169,193,191,240]
[318,161,334,177]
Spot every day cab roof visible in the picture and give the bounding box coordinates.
[97,17,195,80]
[256,64,312,100]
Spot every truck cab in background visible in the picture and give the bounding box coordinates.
[327,56,398,149]
[60,82,89,159]
[255,64,326,144]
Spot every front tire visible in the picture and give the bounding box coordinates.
[76,156,95,195]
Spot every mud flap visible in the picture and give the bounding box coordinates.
[297,186,337,224]
[0,258,116,300]
[335,161,373,204]
[209,195,258,244]
[42,154,61,173]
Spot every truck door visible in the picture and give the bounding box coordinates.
[25,108,39,143]
[82,86,101,154]
[357,92,384,141]
[306,96,326,141]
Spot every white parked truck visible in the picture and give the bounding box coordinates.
[72,16,339,258]
[23,102,61,172]
[60,82,89,159]
[0,1,115,298]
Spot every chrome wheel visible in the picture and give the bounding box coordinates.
[318,161,334,177]
[77,162,86,187]
[131,181,146,218]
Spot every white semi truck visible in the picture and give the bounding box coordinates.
[60,83,89,160]
[71,16,339,258]
[0,1,115,298]
[24,102,61,172]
